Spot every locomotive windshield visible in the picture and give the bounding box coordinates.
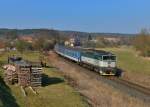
[102,55,116,61]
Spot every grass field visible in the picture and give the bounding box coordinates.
[0,51,88,107]
[98,47,150,75]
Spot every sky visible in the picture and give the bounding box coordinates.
[0,0,150,33]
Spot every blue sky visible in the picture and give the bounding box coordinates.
[0,0,150,33]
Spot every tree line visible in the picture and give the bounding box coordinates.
[1,28,149,57]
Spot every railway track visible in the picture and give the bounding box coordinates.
[105,77,150,102]
[108,77,150,96]
[54,53,150,102]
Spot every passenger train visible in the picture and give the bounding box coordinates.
[54,44,118,76]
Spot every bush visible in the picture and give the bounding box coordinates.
[133,29,150,57]
[15,40,33,53]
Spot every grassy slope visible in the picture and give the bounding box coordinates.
[0,51,87,107]
[99,47,150,75]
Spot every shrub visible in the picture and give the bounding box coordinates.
[133,29,150,57]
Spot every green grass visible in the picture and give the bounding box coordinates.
[0,51,88,107]
[98,47,150,75]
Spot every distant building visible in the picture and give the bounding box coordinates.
[64,38,75,47]
[90,39,98,43]
[19,36,33,43]
[70,38,75,46]
[64,41,70,46]
[64,36,81,47]
[104,37,121,43]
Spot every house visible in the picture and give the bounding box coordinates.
[19,36,33,43]
[104,37,121,43]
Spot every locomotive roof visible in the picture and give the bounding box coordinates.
[57,44,115,56]
[87,49,115,56]
[59,45,84,52]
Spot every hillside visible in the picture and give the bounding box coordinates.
[0,28,136,38]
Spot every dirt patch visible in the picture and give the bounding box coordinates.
[48,51,150,107]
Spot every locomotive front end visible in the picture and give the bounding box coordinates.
[99,55,117,75]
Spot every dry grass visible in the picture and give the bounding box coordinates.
[48,51,150,107]
[9,68,88,107]
[0,51,88,107]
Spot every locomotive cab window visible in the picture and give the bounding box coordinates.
[94,55,102,60]
[102,55,116,61]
